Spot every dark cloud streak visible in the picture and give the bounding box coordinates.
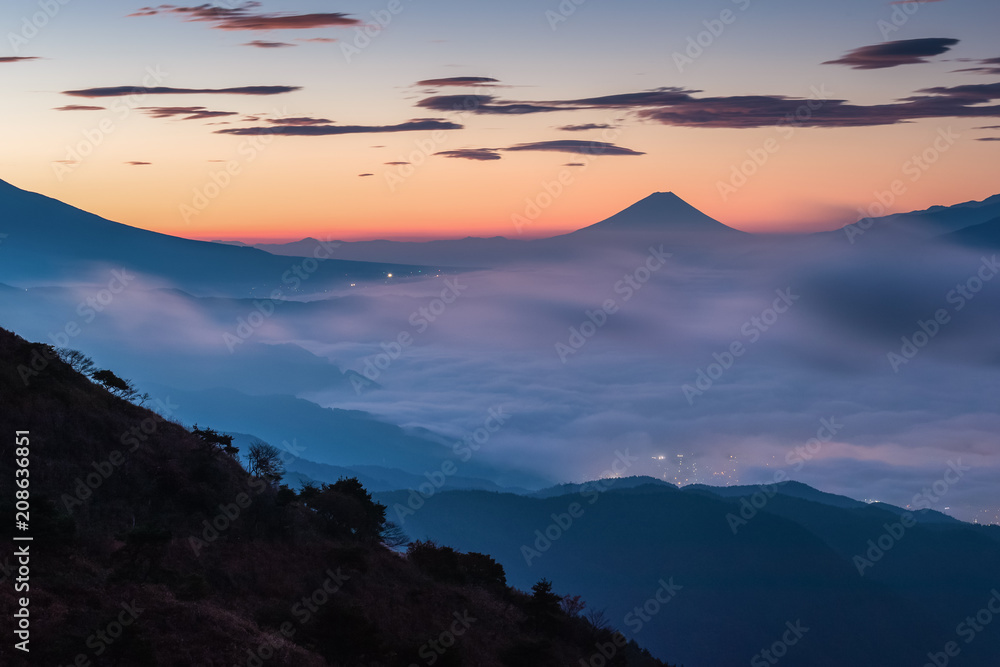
[64,85,300,98]
[416,77,499,87]
[130,3,359,31]
[505,140,644,156]
[418,81,1000,129]
[434,149,502,161]
[216,119,463,136]
[244,40,295,48]
[823,38,959,70]
[141,106,238,120]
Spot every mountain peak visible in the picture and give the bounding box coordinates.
[573,191,743,236]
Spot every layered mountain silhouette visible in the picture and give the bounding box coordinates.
[252,191,749,267]
[379,480,1000,667]
[0,178,432,297]
[942,215,1000,248]
[873,193,1000,238]
[5,178,997,280]
[0,327,674,667]
[255,189,1000,267]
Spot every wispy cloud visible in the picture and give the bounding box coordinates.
[216,119,462,136]
[421,81,1000,129]
[267,117,332,126]
[823,38,959,69]
[417,94,568,115]
[505,140,645,156]
[125,161,152,166]
[63,85,300,98]
[953,56,1000,76]
[140,106,238,120]
[558,123,616,132]
[434,140,644,161]
[129,3,359,31]
[416,77,500,87]
[434,148,502,161]
[0,56,41,63]
[53,104,106,111]
[244,40,295,49]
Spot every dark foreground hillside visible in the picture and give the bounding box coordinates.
[381,480,1000,665]
[0,327,671,667]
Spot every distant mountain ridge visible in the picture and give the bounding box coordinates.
[6,177,998,276]
[248,190,1000,267]
[250,190,749,267]
[378,480,1000,666]
[0,178,436,296]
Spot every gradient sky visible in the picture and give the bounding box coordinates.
[2,0,999,240]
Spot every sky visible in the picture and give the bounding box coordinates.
[2,0,1000,240]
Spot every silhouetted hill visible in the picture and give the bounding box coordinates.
[565,192,744,237]
[250,191,749,268]
[941,215,1000,248]
[685,480,866,509]
[0,326,673,667]
[143,384,545,488]
[0,178,437,297]
[532,475,676,498]
[378,481,1000,666]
